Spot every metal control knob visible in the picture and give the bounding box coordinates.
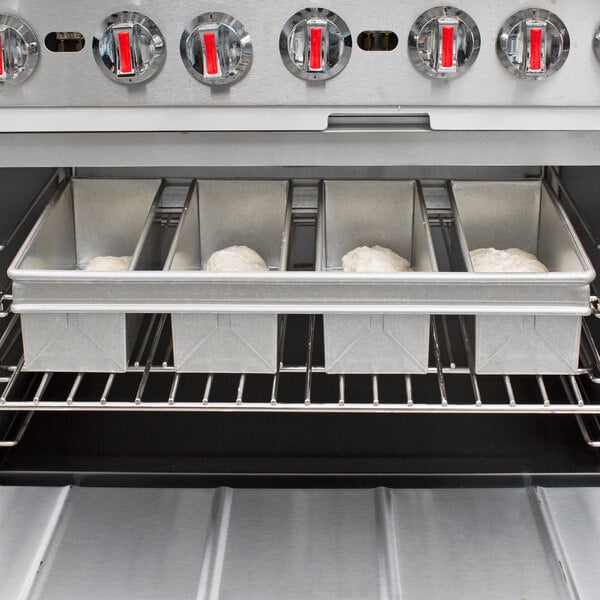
[93,12,166,84]
[408,7,480,79]
[280,8,352,81]
[594,26,600,65]
[0,15,39,87]
[497,9,569,80]
[180,13,252,86]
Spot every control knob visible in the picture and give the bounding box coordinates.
[180,13,253,86]
[408,6,481,79]
[280,8,352,81]
[497,9,570,80]
[0,15,39,87]
[93,12,166,84]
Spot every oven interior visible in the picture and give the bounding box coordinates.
[0,165,599,599]
[0,164,599,478]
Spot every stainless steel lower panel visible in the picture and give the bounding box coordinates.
[2,485,599,600]
[0,486,68,600]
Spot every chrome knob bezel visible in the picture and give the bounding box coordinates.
[408,6,481,79]
[279,7,352,82]
[0,15,39,88]
[594,27,600,64]
[496,8,570,80]
[92,11,166,85]
[180,12,253,86]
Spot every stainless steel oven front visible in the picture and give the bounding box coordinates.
[1,2,600,599]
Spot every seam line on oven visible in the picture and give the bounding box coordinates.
[196,487,233,600]
[17,485,71,600]
[528,487,581,600]
[375,487,403,600]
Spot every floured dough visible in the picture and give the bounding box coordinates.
[470,248,548,273]
[84,256,132,271]
[205,246,269,272]
[342,246,412,273]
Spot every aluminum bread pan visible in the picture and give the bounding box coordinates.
[450,179,595,375]
[10,177,163,372]
[11,178,164,271]
[8,176,594,316]
[167,179,292,373]
[319,180,438,374]
[464,313,583,375]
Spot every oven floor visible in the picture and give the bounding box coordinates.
[2,485,599,600]
[1,412,600,485]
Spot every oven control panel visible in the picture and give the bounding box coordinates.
[0,0,600,130]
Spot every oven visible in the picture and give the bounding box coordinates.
[1,1,600,598]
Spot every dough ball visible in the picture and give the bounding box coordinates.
[470,248,549,273]
[205,246,269,272]
[342,246,412,273]
[84,256,132,271]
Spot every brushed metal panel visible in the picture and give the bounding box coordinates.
[324,314,431,374]
[30,487,216,600]
[20,313,132,373]
[323,180,419,268]
[70,179,162,267]
[171,313,279,373]
[216,488,386,600]
[452,180,542,255]
[3,486,600,600]
[0,486,69,600]
[19,179,161,270]
[474,314,582,375]
[391,488,571,600]
[196,180,289,269]
[538,487,600,600]
[1,131,600,168]
[9,275,593,315]
[4,106,600,133]
[1,0,600,110]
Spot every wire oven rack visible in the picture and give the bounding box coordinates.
[1,302,600,418]
[0,170,599,448]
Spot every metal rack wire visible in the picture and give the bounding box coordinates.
[0,306,600,417]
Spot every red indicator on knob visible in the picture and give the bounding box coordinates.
[0,35,4,77]
[203,32,219,75]
[309,26,323,71]
[529,27,543,71]
[117,30,134,75]
[441,25,455,68]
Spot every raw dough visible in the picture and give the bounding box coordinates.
[84,256,132,271]
[342,246,412,273]
[470,248,549,273]
[205,246,269,272]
